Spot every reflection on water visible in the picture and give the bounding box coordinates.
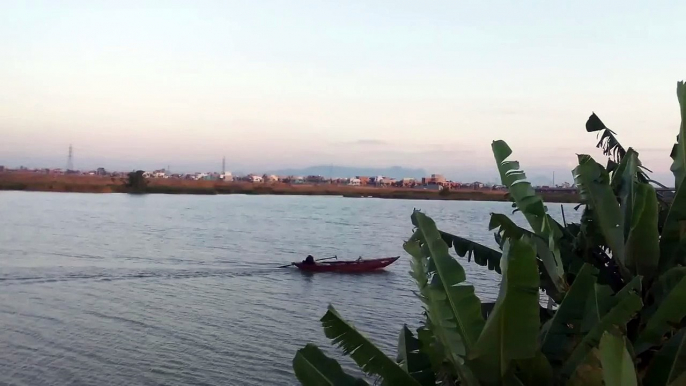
[0,192,580,385]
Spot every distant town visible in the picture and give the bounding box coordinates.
[0,164,577,193]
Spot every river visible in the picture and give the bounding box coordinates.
[0,192,580,385]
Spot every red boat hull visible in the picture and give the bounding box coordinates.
[294,257,399,273]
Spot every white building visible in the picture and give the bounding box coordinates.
[221,172,233,182]
[348,178,361,186]
[249,175,263,183]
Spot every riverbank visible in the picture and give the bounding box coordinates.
[0,172,580,203]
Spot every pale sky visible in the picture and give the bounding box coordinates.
[1,0,685,182]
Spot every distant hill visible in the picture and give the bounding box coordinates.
[268,165,428,179]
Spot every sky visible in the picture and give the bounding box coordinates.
[1,0,685,183]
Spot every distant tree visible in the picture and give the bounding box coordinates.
[126,170,148,193]
[438,185,451,196]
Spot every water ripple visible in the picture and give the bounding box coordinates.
[0,192,581,385]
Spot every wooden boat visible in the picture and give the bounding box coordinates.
[294,256,399,273]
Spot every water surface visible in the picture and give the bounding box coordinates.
[0,192,580,385]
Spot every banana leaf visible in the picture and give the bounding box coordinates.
[397,325,435,386]
[293,344,370,386]
[645,267,686,315]
[599,332,637,386]
[481,301,554,325]
[575,206,630,292]
[514,351,554,386]
[659,178,686,272]
[405,226,482,385]
[415,326,448,376]
[625,182,660,280]
[405,236,466,364]
[579,283,615,334]
[669,81,686,191]
[492,140,546,222]
[610,148,639,239]
[489,213,566,302]
[573,154,630,279]
[596,276,642,319]
[587,113,667,208]
[560,290,642,381]
[643,329,686,386]
[320,305,422,386]
[412,212,486,354]
[470,236,540,383]
[491,141,565,284]
[586,113,627,163]
[541,264,599,364]
[635,274,686,354]
[410,212,502,274]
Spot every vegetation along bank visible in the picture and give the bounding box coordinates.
[0,172,580,203]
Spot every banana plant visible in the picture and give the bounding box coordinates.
[292,81,686,385]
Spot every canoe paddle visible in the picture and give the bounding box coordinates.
[278,255,337,268]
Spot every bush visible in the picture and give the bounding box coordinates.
[125,170,147,193]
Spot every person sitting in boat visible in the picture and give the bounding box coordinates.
[303,255,315,265]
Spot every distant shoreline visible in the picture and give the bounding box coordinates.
[0,172,580,203]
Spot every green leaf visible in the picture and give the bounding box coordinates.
[404,223,483,385]
[397,325,435,386]
[610,148,639,239]
[573,154,629,277]
[416,326,447,374]
[413,211,486,354]
[597,276,642,319]
[586,112,627,163]
[599,332,637,386]
[669,81,686,191]
[647,267,686,312]
[491,141,566,290]
[635,274,686,354]
[293,344,370,386]
[320,305,422,386]
[489,213,566,302]
[659,181,686,272]
[625,182,660,280]
[411,213,502,274]
[541,264,599,364]
[492,140,546,221]
[560,290,642,381]
[406,233,468,366]
[644,329,686,386]
[586,114,653,186]
[447,233,503,274]
[514,351,554,386]
[470,236,540,382]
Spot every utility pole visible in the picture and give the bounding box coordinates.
[66,144,74,171]
[553,171,555,187]
[222,156,226,176]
